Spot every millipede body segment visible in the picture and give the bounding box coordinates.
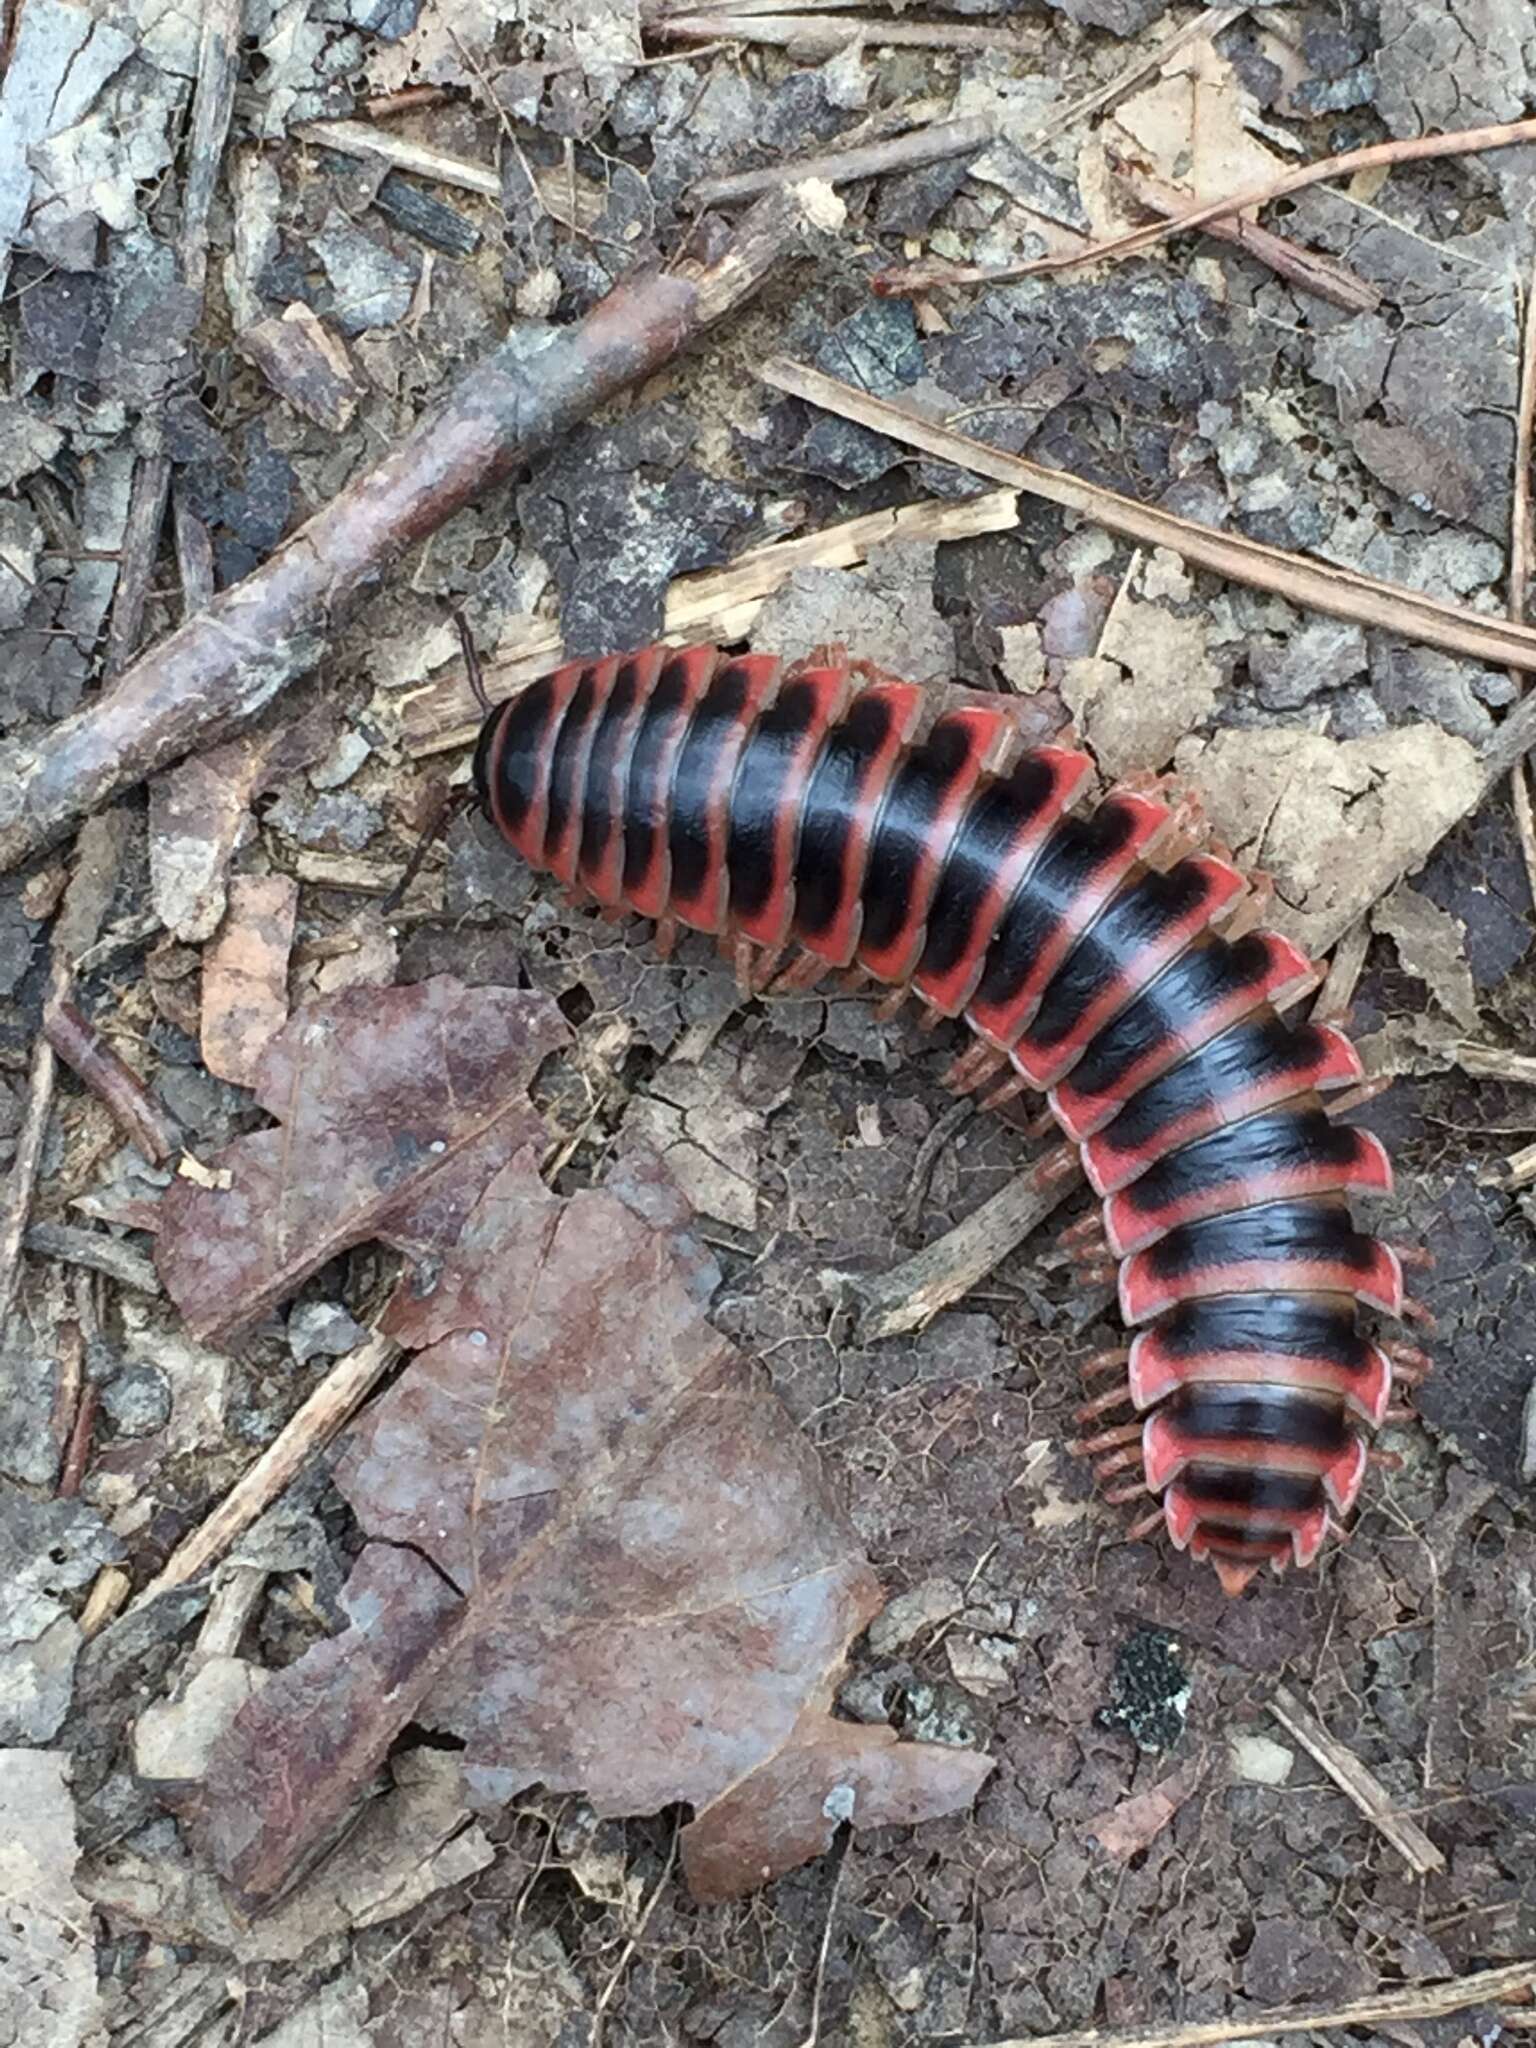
[472,643,1421,1595]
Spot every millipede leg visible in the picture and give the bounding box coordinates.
[1401,1296,1438,1331]
[874,984,911,1022]
[732,935,757,994]
[1126,1504,1163,1539]
[1029,1143,1082,1191]
[1075,1383,1135,1424]
[1104,1478,1151,1506]
[750,943,788,992]
[769,950,829,994]
[1327,1076,1394,1118]
[1384,1339,1433,1384]
[1074,1419,1143,1456]
[1368,1447,1405,1471]
[1383,1404,1417,1424]
[1390,1242,1436,1272]
[1091,1444,1145,1481]
[917,1002,947,1033]
[946,1042,1008,1094]
[1080,1345,1130,1381]
[1071,1257,1118,1289]
[980,1072,1029,1110]
[1061,1209,1105,1249]
[654,916,679,961]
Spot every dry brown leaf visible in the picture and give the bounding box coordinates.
[1061,595,1222,776]
[1084,1766,1201,1863]
[193,1150,993,1904]
[1080,35,1279,243]
[1174,724,1484,956]
[155,978,568,1345]
[148,709,337,944]
[1371,884,1480,1031]
[200,874,298,1088]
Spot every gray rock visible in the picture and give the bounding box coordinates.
[287,1300,367,1366]
[314,209,420,336]
[1250,618,1368,710]
[101,1362,172,1438]
[0,1348,61,1487]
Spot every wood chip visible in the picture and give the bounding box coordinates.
[1268,1683,1445,1875]
[201,875,299,1088]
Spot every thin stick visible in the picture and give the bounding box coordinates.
[692,114,995,208]
[684,3,1248,209]
[876,115,1536,294]
[178,0,243,298]
[403,488,1020,755]
[1117,166,1380,316]
[1508,263,1536,906]
[132,1329,402,1606]
[1312,919,1370,1024]
[44,996,183,1164]
[24,1220,162,1296]
[57,1382,100,1499]
[590,1821,681,2048]
[760,359,1536,676]
[0,1031,57,1333]
[0,188,822,876]
[838,1158,1080,1344]
[655,11,1032,53]
[1269,1683,1445,1874]
[965,1960,1536,2048]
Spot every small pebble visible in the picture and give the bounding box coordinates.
[101,1363,172,1438]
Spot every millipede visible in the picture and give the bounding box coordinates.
[466,636,1432,1596]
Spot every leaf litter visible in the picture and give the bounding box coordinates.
[191,1124,992,1903]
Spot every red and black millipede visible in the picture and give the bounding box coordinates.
[470,642,1430,1595]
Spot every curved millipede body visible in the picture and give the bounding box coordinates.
[471,643,1425,1595]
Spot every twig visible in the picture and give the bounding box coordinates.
[0,189,824,876]
[44,997,183,1165]
[57,1381,100,1499]
[683,4,1248,208]
[795,1831,848,2048]
[102,446,172,681]
[100,0,240,675]
[132,1329,402,1606]
[296,117,605,234]
[1311,918,1370,1025]
[759,360,1536,676]
[1268,1683,1445,1874]
[965,1961,1536,2048]
[0,1030,57,1334]
[590,1821,680,2048]
[876,115,1536,294]
[402,488,1019,755]
[831,1157,1080,1344]
[655,11,1031,53]
[179,0,243,299]
[1117,166,1380,316]
[24,1220,163,1296]
[78,1565,132,1639]
[1508,264,1536,909]
[693,114,995,208]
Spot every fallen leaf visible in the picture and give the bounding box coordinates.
[200,874,298,1087]
[195,1150,992,1903]
[1064,596,1223,777]
[148,708,336,944]
[1371,883,1479,1031]
[1174,724,1484,956]
[155,977,568,1345]
[0,1749,102,2047]
[1084,1765,1201,1862]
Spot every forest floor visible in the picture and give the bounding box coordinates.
[2,1,1536,2044]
